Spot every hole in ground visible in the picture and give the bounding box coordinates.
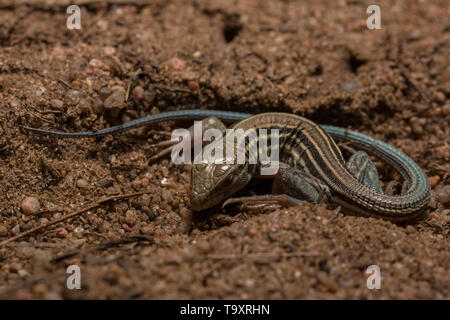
[222,15,243,43]
[348,53,366,74]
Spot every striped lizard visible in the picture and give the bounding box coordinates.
[22,110,431,221]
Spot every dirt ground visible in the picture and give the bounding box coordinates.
[0,0,448,299]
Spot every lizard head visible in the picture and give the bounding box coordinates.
[190,139,254,211]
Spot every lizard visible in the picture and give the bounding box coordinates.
[22,109,431,221]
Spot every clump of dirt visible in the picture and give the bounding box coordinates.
[0,0,448,299]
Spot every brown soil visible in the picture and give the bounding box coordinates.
[0,0,448,299]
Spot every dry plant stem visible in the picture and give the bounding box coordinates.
[51,235,154,263]
[0,190,153,247]
[208,251,318,262]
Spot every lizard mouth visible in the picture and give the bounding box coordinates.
[189,175,237,211]
[189,189,222,211]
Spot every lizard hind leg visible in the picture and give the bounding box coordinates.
[346,151,383,194]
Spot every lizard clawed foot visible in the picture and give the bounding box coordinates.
[148,139,180,149]
[222,194,302,213]
[146,130,173,138]
[147,116,227,163]
[147,138,181,163]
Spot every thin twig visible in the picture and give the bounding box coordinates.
[58,78,73,89]
[399,65,432,103]
[153,84,194,95]
[332,205,342,220]
[25,109,59,127]
[208,251,318,262]
[125,79,132,102]
[0,190,153,247]
[51,235,154,263]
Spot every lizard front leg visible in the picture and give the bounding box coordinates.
[222,151,384,212]
[222,163,331,211]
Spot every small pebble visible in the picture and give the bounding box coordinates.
[9,262,22,273]
[434,91,446,104]
[340,81,360,93]
[0,225,8,237]
[160,177,175,187]
[411,124,423,135]
[111,84,125,92]
[122,223,133,232]
[247,227,257,238]
[161,189,173,203]
[98,177,114,188]
[71,80,81,90]
[33,283,48,297]
[408,30,421,40]
[18,269,29,279]
[141,225,154,235]
[195,241,212,254]
[11,225,20,235]
[56,228,69,238]
[116,174,125,184]
[245,279,255,287]
[36,87,46,97]
[21,197,40,216]
[188,81,199,91]
[441,104,450,116]
[104,89,126,119]
[76,179,89,189]
[92,97,104,115]
[436,185,450,205]
[50,99,64,110]
[428,176,440,189]
[99,86,112,101]
[51,45,64,56]
[124,210,137,227]
[72,238,86,247]
[65,90,83,105]
[89,58,103,68]
[103,46,116,55]
[132,86,144,100]
[74,226,84,233]
[165,57,186,71]
[140,194,151,207]
[141,178,150,188]
[180,71,197,81]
